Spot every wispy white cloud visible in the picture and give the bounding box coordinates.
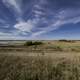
[63,16,80,24]
[34,4,43,10]
[33,10,45,17]
[0,30,29,40]
[31,20,63,37]
[3,0,21,14]
[14,20,35,32]
[2,0,48,37]
[0,32,27,40]
[12,4,80,39]
[31,9,80,38]
[1,0,80,40]
[13,0,47,34]
[31,31,46,37]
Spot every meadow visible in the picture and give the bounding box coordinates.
[0,40,80,80]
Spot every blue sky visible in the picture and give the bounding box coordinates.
[0,0,80,40]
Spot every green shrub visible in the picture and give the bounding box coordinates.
[33,41,43,45]
[24,41,43,46]
[24,41,33,46]
[59,39,69,42]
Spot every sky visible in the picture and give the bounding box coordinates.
[0,0,80,40]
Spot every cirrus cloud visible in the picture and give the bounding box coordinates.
[0,0,80,39]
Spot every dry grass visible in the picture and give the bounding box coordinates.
[0,53,80,80]
[0,40,80,80]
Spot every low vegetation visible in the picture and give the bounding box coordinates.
[24,41,43,46]
[0,40,80,80]
[0,54,80,80]
[46,45,63,51]
[59,39,76,43]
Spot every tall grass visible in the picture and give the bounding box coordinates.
[0,54,80,80]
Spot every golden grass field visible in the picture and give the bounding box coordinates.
[0,40,80,80]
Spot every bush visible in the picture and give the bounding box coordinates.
[24,41,33,46]
[33,41,43,45]
[24,41,43,46]
[59,40,75,43]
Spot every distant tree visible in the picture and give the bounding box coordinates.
[24,41,43,46]
[59,39,75,43]
[24,41,33,46]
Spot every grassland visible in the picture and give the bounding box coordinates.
[0,40,80,80]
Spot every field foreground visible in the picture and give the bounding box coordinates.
[0,40,80,80]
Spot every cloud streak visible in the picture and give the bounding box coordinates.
[0,0,80,39]
[3,0,21,14]
[31,9,80,37]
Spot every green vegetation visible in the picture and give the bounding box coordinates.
[59,39,75,43]
[24,41,43,46]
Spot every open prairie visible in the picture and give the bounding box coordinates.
[0,40,80,80]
